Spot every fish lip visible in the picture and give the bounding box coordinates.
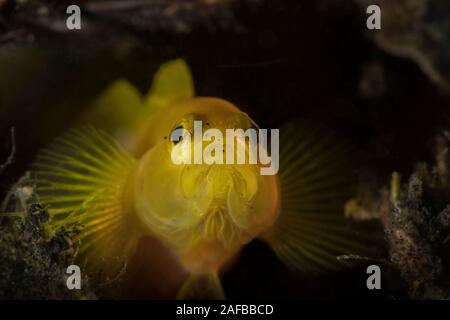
[180,163,256,208]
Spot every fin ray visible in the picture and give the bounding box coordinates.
[262,121,371,273]
[31,126,138,276]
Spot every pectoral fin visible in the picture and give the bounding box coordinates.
[261,121,372,273]
[30,126,138,277]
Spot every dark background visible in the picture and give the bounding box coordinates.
[1,0,449,298]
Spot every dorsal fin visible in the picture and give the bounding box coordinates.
[85,59,195,150]
[144,59,195,113]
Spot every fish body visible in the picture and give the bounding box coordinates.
[19,60,368,298]
[125,97,281,274]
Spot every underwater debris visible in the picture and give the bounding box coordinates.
[384,132,450,299]
[0,0,261,53]
[83,0,249,33]
[345,194,381,222]
[345,172,385,222]
[356,0,450,92]
[0,199,95,299]
[345,131,450,299]
[386,176,449,299]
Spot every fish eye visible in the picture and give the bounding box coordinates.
[170,125,185,145]
[168,113,202,146]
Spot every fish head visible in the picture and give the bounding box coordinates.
[133,98,280,252]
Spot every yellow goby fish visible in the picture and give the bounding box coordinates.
[28,59,367,298]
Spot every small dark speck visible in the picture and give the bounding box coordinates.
[164,136,167,139]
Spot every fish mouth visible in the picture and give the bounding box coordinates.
[180,163,260,226]
[178,162,262,249]
[134,140,278,252]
